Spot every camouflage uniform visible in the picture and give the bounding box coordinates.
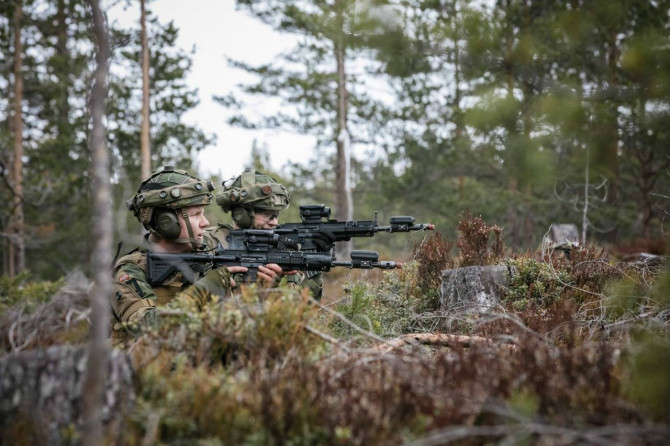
[111,236,229,334]
[211,169,324,299]
[111,166,231,339]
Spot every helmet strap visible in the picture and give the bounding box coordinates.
[179,208,204,250]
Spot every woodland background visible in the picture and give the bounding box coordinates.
[0,1,669,445]
[1,0,669,278]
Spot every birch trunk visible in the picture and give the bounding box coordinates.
[82,0,112,443]
[334,24,353,258]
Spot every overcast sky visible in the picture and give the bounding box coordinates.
[106,0,317,179]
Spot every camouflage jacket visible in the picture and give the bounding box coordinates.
[204,223,323,299]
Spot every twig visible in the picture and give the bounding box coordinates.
[304,325,350,352]
[308,297,389,345]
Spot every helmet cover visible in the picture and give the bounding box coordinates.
[126,165,214,228]
[216,169,290,213]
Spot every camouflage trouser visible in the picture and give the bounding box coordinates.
[300,274,323,300]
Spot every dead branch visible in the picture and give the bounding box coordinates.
[378,333,518,354]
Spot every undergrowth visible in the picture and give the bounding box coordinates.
[0,270,64,313]
[0,228,669,444]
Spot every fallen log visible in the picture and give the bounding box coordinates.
[378,333,518,354]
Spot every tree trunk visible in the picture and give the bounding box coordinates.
[453,16,463,140]
[140,0,151,180]
[82,0,112,444]
[605,31,620,203]
[10,0,25,277]
[582,145,590,244]
[334,25,353,258]
[440,265,515,312]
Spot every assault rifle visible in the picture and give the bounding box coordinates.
[227,204,434,253]
[146,249,399,285]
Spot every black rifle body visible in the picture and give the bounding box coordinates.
[227,204,434,253]
[146,249,397,286]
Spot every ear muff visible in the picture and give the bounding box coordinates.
[232,207,254,229]
[153,209,181,240]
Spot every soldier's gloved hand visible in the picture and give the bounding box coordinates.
[312,231,336,252]
[193,266,247,297]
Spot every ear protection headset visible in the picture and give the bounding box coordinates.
[231,207,254,229]
[153,208,181,240]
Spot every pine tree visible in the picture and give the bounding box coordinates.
[0,0,213,279]
[219,0,400,257]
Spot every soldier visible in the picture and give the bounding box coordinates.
[111,166,282,338]
[207,168,324,299]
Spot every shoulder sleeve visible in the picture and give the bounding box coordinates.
[204,224,231,250]
[112,259,156,324]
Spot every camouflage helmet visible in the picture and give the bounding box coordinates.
[216,169,290,213]
[126,165,215,230]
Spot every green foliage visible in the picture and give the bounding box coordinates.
[504,256,568,311]
[605,264,670,321]
[0,1,211,279]
[624,334,670,422]
[0,271,64,314]
[124,286,336,443]
[331,262,442,338]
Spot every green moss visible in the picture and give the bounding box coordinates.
[504,257,569,307]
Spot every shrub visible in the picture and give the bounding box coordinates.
[331,263,440,338]
[504,255,570,310]
[0,271,64,314]
[623,334,670,423]
[456,210,504,267]
[412,231,454,302]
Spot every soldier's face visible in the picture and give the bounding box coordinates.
[253,209,279,229]
[178,205,210,245]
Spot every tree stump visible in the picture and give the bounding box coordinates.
[544,223,579,246]
[440,265,515,312]
[0,345,135,445]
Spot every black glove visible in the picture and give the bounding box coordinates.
[312,231,336,252]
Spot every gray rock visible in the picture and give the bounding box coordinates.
[0,345,135,445]
[440,265,515,312]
